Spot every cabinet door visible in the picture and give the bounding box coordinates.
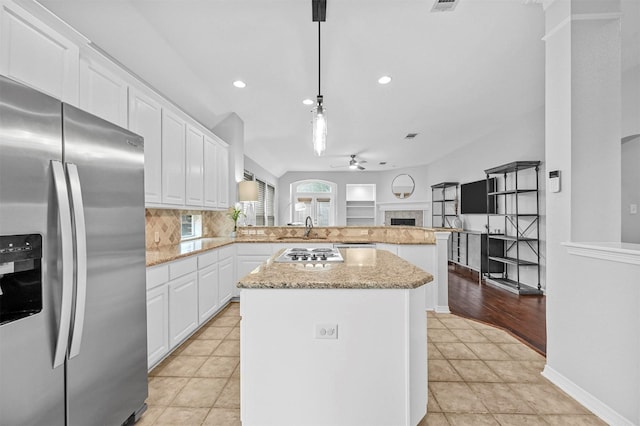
[216,142,229,209]
[161,109,186,205]
[146,284,169,369]
[198,263,219,325]
[218,256,235,304]
[168,272,198,349]
[203,136,218,208]
[79,58,128,127]
[0,2,79,103]
[129,88,162,204]
[185,124,204,206]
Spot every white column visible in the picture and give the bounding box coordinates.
[434,231,451,313]
[544,0,629,423]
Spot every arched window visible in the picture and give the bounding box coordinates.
[290,180,337,226]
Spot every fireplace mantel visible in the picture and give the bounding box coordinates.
[377,201,430,212]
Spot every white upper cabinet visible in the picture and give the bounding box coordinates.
[79,57,128,128]
[0,1,79,104]
[185,123,204,206]
[161,109,186,205]
[203,135,218,208]
[129,88,163,204]
[217,141,229,209]
[0,2,233,210]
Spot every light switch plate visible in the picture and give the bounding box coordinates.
[631,204,638,215]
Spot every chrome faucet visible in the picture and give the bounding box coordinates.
[304,216,313,238]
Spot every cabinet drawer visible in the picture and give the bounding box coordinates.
[235,243,272,256]
[169,257,198,280]
[217,244,235,260]
[146,264,169,290]
[198,250,218,269]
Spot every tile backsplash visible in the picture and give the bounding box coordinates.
[145,208,234,248]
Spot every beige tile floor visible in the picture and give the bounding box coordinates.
[138,303,606,426]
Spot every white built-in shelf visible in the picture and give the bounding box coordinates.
[346,184,376,226]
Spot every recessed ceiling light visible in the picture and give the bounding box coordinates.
[378,75,392,85]
[302,99,314,105]
[233,80,246,88]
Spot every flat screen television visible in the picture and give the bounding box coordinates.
[460,178,496,214]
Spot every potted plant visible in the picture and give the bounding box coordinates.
[228,203,245,237]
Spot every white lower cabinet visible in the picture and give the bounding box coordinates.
[145,244,235,370]
[168,272,198,349]
[219,256,235,303]
[198,263,219,325]
[146,284,169,368]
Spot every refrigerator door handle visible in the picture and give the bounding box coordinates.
[67,163,87,359]
[51,160,74,368]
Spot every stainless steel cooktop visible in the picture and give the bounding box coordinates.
[274,247,344,263]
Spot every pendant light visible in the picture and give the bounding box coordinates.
[312,0,327,156]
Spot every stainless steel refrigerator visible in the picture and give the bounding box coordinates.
[0,75,148,425]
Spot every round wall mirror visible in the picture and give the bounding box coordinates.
[391,174,415,199]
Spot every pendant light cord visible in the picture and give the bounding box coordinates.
[318,21,321,98]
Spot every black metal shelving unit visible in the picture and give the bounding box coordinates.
[431,182,459,228]
[484,161,541,295]
[448,230,504,284]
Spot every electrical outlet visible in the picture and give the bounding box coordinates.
[154,231,160,243]
[315,323,338,339]
[631,204,638,215]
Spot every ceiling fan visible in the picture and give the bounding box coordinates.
[330,154,366,171]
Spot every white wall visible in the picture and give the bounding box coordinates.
[543,1,639,424]
[277,166,430,226]
[622,65,640,139]
[622,136,640,243]
[212,112,245,205]
[425,108,546,232]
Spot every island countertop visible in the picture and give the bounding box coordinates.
[237,248,434,290]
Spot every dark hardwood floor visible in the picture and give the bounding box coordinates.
[448,264,547,355]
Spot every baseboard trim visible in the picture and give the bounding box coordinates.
[435,305,450,314]
[542,365,635,426]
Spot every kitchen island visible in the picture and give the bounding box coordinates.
[237,248,433,426]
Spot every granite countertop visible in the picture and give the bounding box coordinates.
[237,248,434,290]
[146,237,234,267]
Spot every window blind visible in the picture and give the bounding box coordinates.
[256,179,266,226]
[267,184,275,226]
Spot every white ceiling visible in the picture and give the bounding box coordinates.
[33,1,553,176]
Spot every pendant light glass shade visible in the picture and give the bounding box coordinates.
[312,101,327,156]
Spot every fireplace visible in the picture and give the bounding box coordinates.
[384,210,424,227]
[391,218,416,226]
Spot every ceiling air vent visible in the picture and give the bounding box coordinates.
[431,0,459,12]
[404,133,419,140]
